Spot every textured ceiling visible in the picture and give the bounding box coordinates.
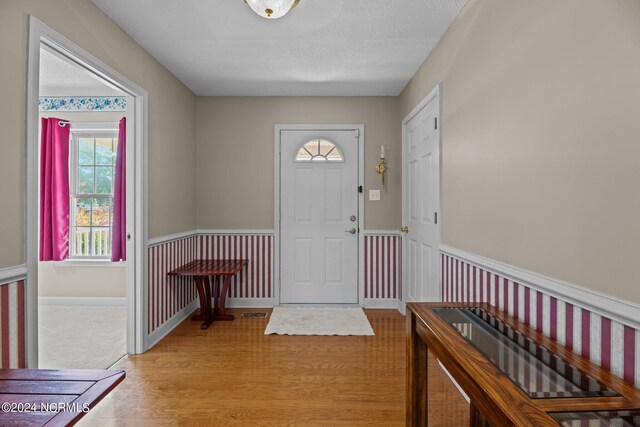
[40,48,123,96]
[90,0,467,96]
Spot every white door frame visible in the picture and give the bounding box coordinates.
[274,124,365,306]
[26,16,149,366]
[400,84,442,314]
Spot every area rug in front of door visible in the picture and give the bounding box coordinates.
[264,307,375,336]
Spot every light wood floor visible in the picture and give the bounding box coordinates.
[80,308,468,426]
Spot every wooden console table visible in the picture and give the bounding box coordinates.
[168,259,247,329]
[407,302,640,426]
[0,368,125,426]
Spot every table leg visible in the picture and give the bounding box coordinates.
[407,309,428,427]
[469,402,491,427]
[212,276,219,314]
[212,275,234,321]
[191,276,213,329]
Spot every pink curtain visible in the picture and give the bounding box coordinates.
[111,117,126,262]
[39,118,70,261]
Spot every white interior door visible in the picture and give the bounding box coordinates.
[403,87,441,302]
[280,129,359,304]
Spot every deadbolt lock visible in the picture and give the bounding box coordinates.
[350,215,357,222]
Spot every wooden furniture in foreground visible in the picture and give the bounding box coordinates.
[407,302,640,426]
[168,259,248,329]
[0,368,125,427]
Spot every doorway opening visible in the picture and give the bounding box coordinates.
[274,125,365,305]
[26,16,148,367]
[37,46,128,369]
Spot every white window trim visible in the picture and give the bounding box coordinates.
[69,126,119,259]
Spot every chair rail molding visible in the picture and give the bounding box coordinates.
[363,230,402,236]
[440,245,640,331]
[0,265,27,285]
[148,230,198,246]
[196,229,275,235]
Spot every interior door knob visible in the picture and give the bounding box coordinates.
[345,228,357,235]
[401,226,409,233]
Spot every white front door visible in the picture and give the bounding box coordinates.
[403,86,441,302]
[279,129,360,304]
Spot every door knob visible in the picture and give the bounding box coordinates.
[401,226,409,233]
[345,228,357,235]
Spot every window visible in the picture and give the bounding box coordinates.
[295,139,343,162]
[70,129,118,258]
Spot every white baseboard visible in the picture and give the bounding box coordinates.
[147,300,198,350]
[39,296,126,306]
[224,298,275,308]
[364,298,400,309]
[440,245,640,330]
[397,299,406,315]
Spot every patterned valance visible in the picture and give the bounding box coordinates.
[39,97,126,112]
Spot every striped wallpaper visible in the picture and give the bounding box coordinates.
[0,279,26,368]
[364,234,402,300]
[441,253,640,388]
[196,234,273,299]
[146,231,399,336]
[147,236,198,334]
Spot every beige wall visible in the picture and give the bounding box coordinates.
[0,0,197,269]
[38,263,125,298]
[4,0,639,306]
[196,97,401,230]
[400,0,640,303]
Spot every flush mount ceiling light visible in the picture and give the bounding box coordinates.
[245,0,300,19]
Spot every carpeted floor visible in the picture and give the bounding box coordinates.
[39,305,127,369]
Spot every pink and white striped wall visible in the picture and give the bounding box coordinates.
[146,231,401,339]
[147,236,198,334]
[441,251,640,388]
[0,279,26,368]
[147,233,274,335]
[364,234,402,300]
[197,234,273,300]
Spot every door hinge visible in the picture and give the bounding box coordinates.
[358,185,363,193]
[434,212,438,224]
[434,117,438,130]
[355,129,360,138]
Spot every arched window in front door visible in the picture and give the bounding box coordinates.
[295,139,344,162]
